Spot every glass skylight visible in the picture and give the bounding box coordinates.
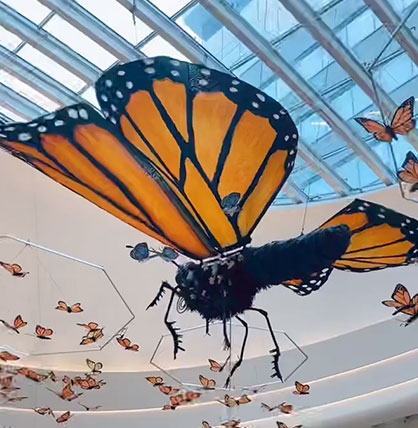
[1,0,417,205]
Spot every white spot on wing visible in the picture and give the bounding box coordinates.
[79,109,88,120]
[126,81,133,89]
[117,70,126,76]
[170,70,180,77]
[144,67,155,74]
[68,109,78,119]
[116,90,123,99]
[18,132,31,141]
[256,93,265,102]
[105,80,112,88]
[101,94,108,102]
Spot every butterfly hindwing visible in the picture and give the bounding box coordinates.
[283,199,418,295]
[391,96,416,135]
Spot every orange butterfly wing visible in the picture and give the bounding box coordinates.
[294,381,310,394]
[14,315,27,330]
[283,199,418,295]
[354,117,393,142]
[0,351,19,362]
[391,96,416,135]
[56,411,72,423]
[0,57,298,260]
[70,303,83,313]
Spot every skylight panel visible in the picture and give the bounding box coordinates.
[43,15,118,70]
[149,0,191,17]
[0,70,60,112]
[0,0,51,24]
[17,45,86,92]
[80,86,100,109]
[141,35,188,61]
[0,105,27,123]
[0,27,22,51]
[76,0,153,45]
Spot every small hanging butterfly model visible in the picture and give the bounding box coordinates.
[218,394,251,407]
[78,403,102,411]
[48,371,58,382]
[159,385,179,396]
[0,351,20,362]
[78,322,104,345]
[0,315,27,333]
[0,375,19,393]
[74,375,106,390]
[382,283,418,325]
[146,376,164,387]
[278,402,294,414]
[208,357,230,373]
[199,374,216,389]
[355,96,415,142]
[221,420,243,428]
[18,367,48,382]
[35,325,53,340]
[56,411,72,423]
[55,301,83,313]
[48,383,83,401]
[86,358,103,376]
[34,407,55,417]
[116,335,139,351]
[293,381,310,395]
[398,151,418,192]
[277,423,302,428]
[0,261,29,277]
[0,393,27,403]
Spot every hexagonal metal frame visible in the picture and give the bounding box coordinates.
[0,234,135,356]
[150,320,308,392]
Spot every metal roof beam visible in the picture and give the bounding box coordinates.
[283,181,308,204]
[115,0,229,73]
[298,139,351,195]
[199,0,396,185]
[364,0,418,67]
[279,0,418,151]
[0,46,84,107]
[38,0,145,63]
[0,83,47,120]
[0,1,100,83]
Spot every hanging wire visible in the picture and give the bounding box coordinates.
[300,185,311,236]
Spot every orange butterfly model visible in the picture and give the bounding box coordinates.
[78,403,102,411]
[146,376,164,387]
[86,358,103,376]
[0,315,27,333]
[34,407,55,417]
[18,367,48,382]
[293,381,310,395]
[199,374,216,389]
[208,357,230,372]
[35,325,53,340]
[0,351,19,362]
[0,375,19,393]
[77,322,100,331]
[398,151,418,192]
[355,96,415,142]
[5,58,418,388]
[0,393,27,403]
[0,262,29,277]
[74,375,106,390]
[56,411,72,423]
[80,329,104,345]
[116,335,139,351]
[218,394,251,408]
[48,371,59,382]
[221,420,242,428]
[159,385,179,396]
[277,423,302,428]
[382,283,418,325]
[48,382,83,401]
[55,301,83,313]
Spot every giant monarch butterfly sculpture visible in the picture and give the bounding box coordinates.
[1,57,418,387]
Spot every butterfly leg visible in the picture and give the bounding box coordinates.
[164,286,185,359]
[146,281,173,310]
[223,318,231,350]
[224,315,248,389]
[248,308,283,381]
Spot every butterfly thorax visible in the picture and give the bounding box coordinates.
[385,125,397,140]
[175,252,262,321]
